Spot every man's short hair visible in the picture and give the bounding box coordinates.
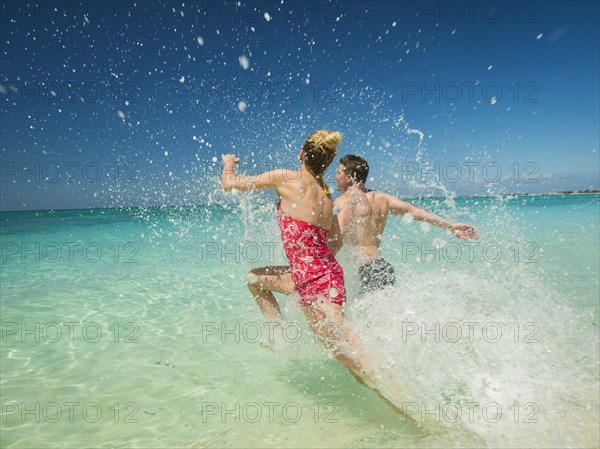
[340,154,369,184]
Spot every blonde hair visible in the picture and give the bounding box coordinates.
[302,130,342,177]
[301,130,341,195]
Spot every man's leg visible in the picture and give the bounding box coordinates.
[246,266,295,321]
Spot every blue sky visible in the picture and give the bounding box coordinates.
[1,0,599,210]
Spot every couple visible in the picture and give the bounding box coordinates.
[221,130,477,389]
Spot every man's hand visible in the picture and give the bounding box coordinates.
[451,223,479,240]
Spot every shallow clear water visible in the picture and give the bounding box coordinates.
[1,194,598,447]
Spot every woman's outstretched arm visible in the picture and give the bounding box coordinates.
[220,153,288,192]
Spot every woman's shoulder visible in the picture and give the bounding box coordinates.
[253,168,300,184]
[278,169,302,181]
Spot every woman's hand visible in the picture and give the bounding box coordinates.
[221,154,240,168]
[451,223,479,240]
[220,154,240,192]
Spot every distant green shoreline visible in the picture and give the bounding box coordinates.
[457,191,600,199]
[0,191,598,215]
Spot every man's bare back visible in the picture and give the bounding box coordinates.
[334,186,380,261]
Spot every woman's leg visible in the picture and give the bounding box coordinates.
[246,266,295,321]
[302,300,377,388]
[303,300,423,424]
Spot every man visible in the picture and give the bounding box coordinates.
[246,155,478,310]
[332,155,478,293]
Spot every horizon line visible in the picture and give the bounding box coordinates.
[1,191,598,214]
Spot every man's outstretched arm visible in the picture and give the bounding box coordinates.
[386,194,479,240]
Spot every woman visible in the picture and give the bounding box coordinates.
[220,130,375,387]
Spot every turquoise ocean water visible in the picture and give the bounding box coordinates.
[1,194,598,447]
